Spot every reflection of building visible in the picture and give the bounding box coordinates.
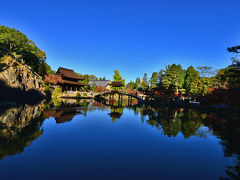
[45,67,86,91]
[43,108,86,124]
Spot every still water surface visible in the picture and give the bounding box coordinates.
[0,99,239,180]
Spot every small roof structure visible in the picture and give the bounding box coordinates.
[56,67,84,80]
[108,81,124,87]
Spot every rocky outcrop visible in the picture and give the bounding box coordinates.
[0,58,45,104]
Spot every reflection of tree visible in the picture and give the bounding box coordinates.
[203,114,240,179]
[139,107,205,138]
[108,107,124,122]
[0,104,44,160]
[139,106,240,179]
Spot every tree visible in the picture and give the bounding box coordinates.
[149,72,159,89]
[135,77,141,84]
[161,64,185,93]
[184,66,200,94]
[196,66,213,77]
[227,46,240,53]
[44,63,55,75]
[0,25,48,75]
[111,70,125,89]
[214,46,240,89]
[77,74,97,85]
[141,73,149,90]
[127,81,138,90]
[226,46,240,88]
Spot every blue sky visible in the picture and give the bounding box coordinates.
[1,0,239,82]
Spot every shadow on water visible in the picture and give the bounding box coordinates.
[0,98,239,179]
[0,79,44,106]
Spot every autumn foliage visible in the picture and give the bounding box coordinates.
[44,74,62,85]
[202,88,240,106]
[94,86,108,93]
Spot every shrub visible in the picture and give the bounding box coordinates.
[44,84,53,101]
[94,86,107,93]
[76,92,81,97]
[52,87,62,100]
[82,92,87,97]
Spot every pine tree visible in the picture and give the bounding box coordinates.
[161,64,185,93]
[141,73,149,89]
[149,72,159,89]
[184,66,200,94]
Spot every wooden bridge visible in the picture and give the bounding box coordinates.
[94,91,146,105]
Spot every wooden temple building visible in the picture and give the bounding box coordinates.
[44,67,86,91]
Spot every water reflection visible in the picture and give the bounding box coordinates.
[138,107,207,138]
[0,99,239,179]
[0,104,44,159]
[203,113,240,179]
[137,106,240,179]
[108,107,124,122]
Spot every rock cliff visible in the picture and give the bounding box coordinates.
[0,57,45,104]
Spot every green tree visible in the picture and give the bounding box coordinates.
[213,46,240,89]
[0,25,47,75]
[112,70,125,89]
[135,77,141,84]
[226,46,240,88]
[149,72,159,89]
[161,64,185,93]
[127,81,137,89]
[141,73,149,90]
[184,66,200,94]
[44,62,55,75]
[196,66,213,77]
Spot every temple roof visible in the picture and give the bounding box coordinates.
[61,80,86,86]
[108,81,124,87]
[89,80,110,87]
[56,67,84,80]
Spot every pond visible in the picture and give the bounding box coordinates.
[0,99,239,180]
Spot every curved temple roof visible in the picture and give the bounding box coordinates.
[56,67,85,80]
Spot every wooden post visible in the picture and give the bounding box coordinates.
[109,93,111,105]
[112,93,114,105]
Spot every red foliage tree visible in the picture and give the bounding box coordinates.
[44,74,62,85]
